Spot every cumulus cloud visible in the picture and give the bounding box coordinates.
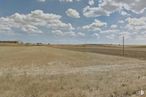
[126,17,146,26]
[115,0,146,14]
[125,17,146,32]
[118,20,124,24]
[83,0,146,17]
[66,8,80,18]
[82,19,107,31]
[106,34,115,40]
[22,25,43,34]
[99,29,121,40]
[111,25,117,29]
[83,6,109,17]
[112,20,145,40]
[92,33,100,38]
[88,0,94,6]
[119,32,132,39]
[0,10,74,35]
[37,0,80,2]
[120,11,130,16]
[59,0,80,2]
[37,0,46,2]
[104,29,120,33]
[52,30,85,37]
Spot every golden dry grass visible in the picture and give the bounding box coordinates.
[53,45,146,60]
[0,46,146,97]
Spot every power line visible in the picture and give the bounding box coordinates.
[123,36,125,56]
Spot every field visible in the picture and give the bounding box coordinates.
[53,44,146,60]
[0,45,146,97]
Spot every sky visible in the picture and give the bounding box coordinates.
[0,0,146,44]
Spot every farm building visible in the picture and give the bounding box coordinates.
[0,41,22,45]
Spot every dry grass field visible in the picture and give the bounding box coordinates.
[53,44,146,60]
[0,45,146,97]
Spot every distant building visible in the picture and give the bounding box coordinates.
[36,43,43,46]
[0,41,22,45]
[0,41,18,43]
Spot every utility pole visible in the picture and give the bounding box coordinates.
[122,36,125,56]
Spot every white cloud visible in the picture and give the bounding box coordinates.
[66,8,80,18]
[83,6,109,17]
[92,33,100,38]
[52,30,85,37]
[37,0,46,2]
[59,0,80,2]
[118,20,124,24]
[106,34,115,40]
[83,0,146,17]
[125,17,146,33]
[88,0,94,6]
[37,0,80,2]
[101,29,120,34]
[120,11,130,16]
[82,19,107,31]
[99,29,121,40]
[119,32,131,39]
[111,25,117,29]
[0,10,74,35]
[135,35,146,40]
[22,25,43,34]
[127,17,146,26]
[116,0,146,14]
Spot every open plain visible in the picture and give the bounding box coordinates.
[0,45,146,97]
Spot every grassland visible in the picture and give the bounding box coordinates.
[0,45,146,97]
[53,44,146,60]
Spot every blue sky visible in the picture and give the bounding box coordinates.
[0,0,146,44]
